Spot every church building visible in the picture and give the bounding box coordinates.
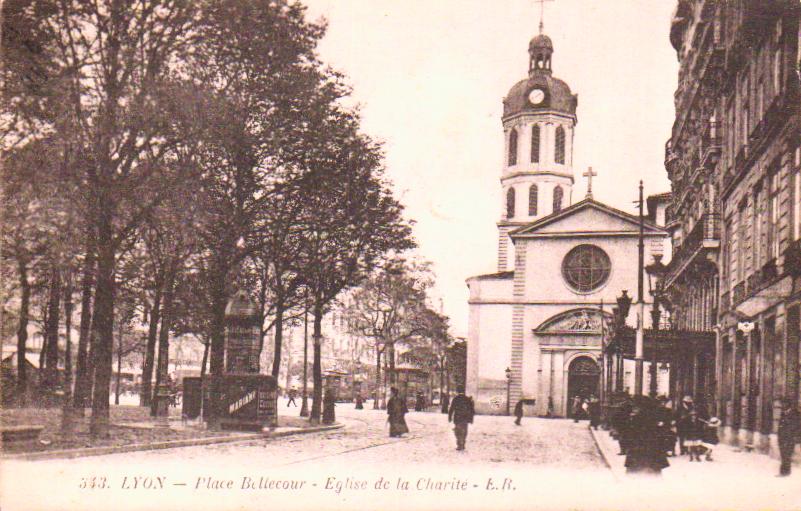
[465,27,671,416]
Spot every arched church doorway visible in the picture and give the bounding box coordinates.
[566,356,599,418]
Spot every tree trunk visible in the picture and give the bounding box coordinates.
[373,346,381,410]
[89,211,117,439]
[74,242,95,411]
[310,300,323,424]
[140,283,162,407]
[271,302,284,379]
[207,260,228,427]
[16,258,30,407]
[284,333,293,392]
[115,320,123,405]
[200,340,209,379]
[61,276,75,436]
[43,266,62,402]
[153,261,176,418]
[388,341,396,386]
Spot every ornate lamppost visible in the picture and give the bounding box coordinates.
[645,254,667,398]
[505,367,512,416]
[615,290,632,393]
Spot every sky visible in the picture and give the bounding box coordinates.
[300,0,679,337]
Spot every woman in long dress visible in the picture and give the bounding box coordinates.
[387,387,409,437]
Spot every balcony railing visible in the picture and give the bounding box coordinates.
[701,120,721,168]
[666,212,720,285]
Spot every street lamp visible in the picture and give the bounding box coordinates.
[615,291,632,393]
[645,254,667,398]
[505,367,512,416]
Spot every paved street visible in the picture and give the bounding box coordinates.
[2,406,801,511]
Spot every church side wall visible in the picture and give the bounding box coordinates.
[468,302,513,415]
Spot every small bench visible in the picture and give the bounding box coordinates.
[1,425,44,446]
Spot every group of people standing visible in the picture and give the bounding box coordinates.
[610,394,801,477]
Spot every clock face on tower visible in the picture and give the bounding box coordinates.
[528,88,545,105]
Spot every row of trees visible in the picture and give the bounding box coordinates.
[342,257,457,409]
[1,0,413,437]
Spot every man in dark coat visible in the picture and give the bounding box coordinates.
[415,391,425,412]
[778,398,801,476]
[514,400,524,426]
[448,386,475,451]
[624,396,669,475]
[674,395,695,455]
[387,387,409,437]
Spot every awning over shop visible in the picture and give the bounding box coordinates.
[606,326,715,362]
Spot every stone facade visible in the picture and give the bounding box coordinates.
[665,0,801,456]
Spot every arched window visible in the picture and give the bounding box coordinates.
[506,187,515,218]
[528,184,538,216]
[555,126,565,164]
[508,128,518,166]
[531,124,540,163]
[553,185,563,212]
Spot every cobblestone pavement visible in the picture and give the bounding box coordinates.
[3,406,799,510]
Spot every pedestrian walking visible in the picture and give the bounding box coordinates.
[546,396,554,418]
[514,400,524,425]
[448,385,475,451]
[355,394,364,410]
[572,395,583,422]
[287,388,298,407]
[778,398,801,477]
[588,395,601,430]
[387,387,409,438]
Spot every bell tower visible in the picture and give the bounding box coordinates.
[496,27,578,271]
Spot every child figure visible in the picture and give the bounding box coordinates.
[685,410,704,461]
[700,417,721,461]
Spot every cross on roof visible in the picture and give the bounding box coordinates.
[583,167,597,199]
[534,0,555,34]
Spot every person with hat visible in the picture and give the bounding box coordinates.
[387,387,409,438]
[778,398,801,476]
[448,385,475,451]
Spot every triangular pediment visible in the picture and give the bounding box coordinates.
[534,308,613,335]
[511,198,665,237]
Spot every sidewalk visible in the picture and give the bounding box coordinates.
[591,425,801,482]
[2,410,342,461]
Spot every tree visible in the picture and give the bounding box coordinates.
[3,0,198,437]
[344,258,436,408]
[178,0,336,426]
[295,119,414,422]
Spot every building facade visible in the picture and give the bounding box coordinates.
[466,28,670,416]
[666,0,801,454]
